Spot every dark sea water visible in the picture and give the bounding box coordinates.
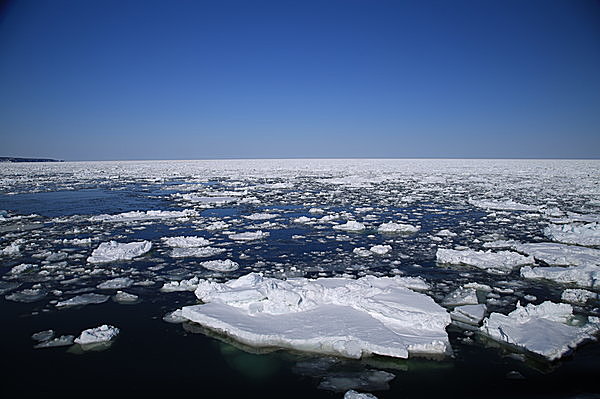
[1,160,599,399]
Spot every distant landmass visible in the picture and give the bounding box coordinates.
[0,157,63,163]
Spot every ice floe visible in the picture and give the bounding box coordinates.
[180,273,451,359]
[369,245,392,255]
[170,247,226,258]
[344,390,378,399]
[97,277,134,290]
[161,277,199,292]
[34,335,75,349]
[75,325,120,344]
[162,236,211,248]
[451,304,487,326]
[481,301,600,360]
[512,242,600,267]
[520,265,600,288]
[200,259,239,272]
[333,221,366,232]
[377,222,419,234]
[436,248,534,274]
[544,223,600,247]
[469,199,540,212]
[228,230,270,241]
[561,289,598,305]
[90,209,196,222]
[87,240,152,263]
[56,293,110,308]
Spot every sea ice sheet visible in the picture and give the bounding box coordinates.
[180,273,451,359]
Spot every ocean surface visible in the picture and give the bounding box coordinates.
[1,159,599,398]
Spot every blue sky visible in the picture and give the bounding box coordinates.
[1,0,599,160]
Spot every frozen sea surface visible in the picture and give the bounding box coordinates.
[1,159,599,398]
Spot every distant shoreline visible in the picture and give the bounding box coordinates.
[0,157,63,163]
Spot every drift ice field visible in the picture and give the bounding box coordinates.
[1,158,599,398]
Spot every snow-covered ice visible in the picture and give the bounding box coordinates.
[450,304,487,326]
[180,273,452,359]
[544,223,600,247]
[481,301,600,360]
[87,240,152,263]
[56,293,110,308]
[200,259,239,272]
[436,248,534,274]
[228,230,270,241]
[75,325,120,344]
[170,247,226,258]
[333,221,366,232]
[377,222,419,234]
[561,289,598,305]
[512,242,600,267]
[91,209,196,222]
[97,277,134,290]
[520,265,600,288]
[162,236,211,248]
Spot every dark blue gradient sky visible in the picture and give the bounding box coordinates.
[1,0,599,160]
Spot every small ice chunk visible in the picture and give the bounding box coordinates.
[34,335,75,348]
[32,330,55,342]
[353,247,372,257]
[0,241,21,256]
[293,216,313,224]
[75,325,120,344]
[333,221,366,232]
[436,229,457,237]
[114,291,139,303]
[451,304,487,326]
[377,222,420,234]
[228,230,270,241]
[481,301,600,360]
[163,309,186,323]
[9,263,37,275]
[561,289,598,305]
[206,221,230,230]
[162,236,211,248]
[200,259,239,272]
[170,247,226,258]
[345,390,378,399]
[244,213,277,220]
[436,248,534,274]
[6,288,47,303]
[87,241,152,263]
[161,277,199,292]
[442,287,479,307]
[369,245,392,255]
[56,293,109,308]
[97,277,134,290]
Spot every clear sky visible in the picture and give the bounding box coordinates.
[1,0,599,160]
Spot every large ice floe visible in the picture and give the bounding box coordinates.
[512,242,600,267]
[180,273,452,359]
[481,301,600,360]
[544,223,600,247]
[87,240,152,263]
[436,248,534,274]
